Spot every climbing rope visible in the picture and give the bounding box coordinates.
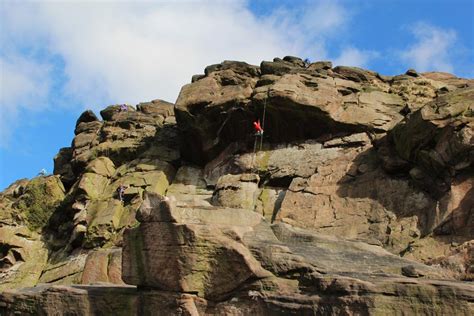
[251,135,258,172]
[260,89,268,151]
[251,88,269,171]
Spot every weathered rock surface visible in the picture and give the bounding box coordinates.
[165,166,213,208]
[0,176,65,231]
[0,226,48,291]
[119,194,472,314]
[1,100,179,290]
[123,193,271,300]
[1,57,473,315]
[175,58,472,165]
[2,275,473,316]
[81,248,124,284]
[7,193,471,315]
[389,87,473,196]
[211,173,260,209]
[189,75,473,279]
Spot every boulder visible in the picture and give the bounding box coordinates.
[100,104,135,121]
[84,157,116,178]
[76,110,99,125]
[401,265,424,277]
[389,87,473,196]
[74,120,103,135]
[212,173,260,209]
[307,60,332,71]
[166,166,213,208]
[77,172,109,200]
[137,99,174,118]
[333,66,378,82]
[123,193,271,300]
[81,248,124,284]
[0,226,48,291]
[39,254,87,285]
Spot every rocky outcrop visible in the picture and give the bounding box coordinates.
[175,57,471,165]
[123,193,272,300]
[0,176,65,231]
[388,87,473,196]
[0,177,65,290]
[174,59,473,281]
[0,226,48,291]
[119,194,472,314]
[211,173,260,209]
[56,102,178,248]
[1,100,179,290]
[2,278,473,315]
[4,193,473,315]
[1,57,473,314]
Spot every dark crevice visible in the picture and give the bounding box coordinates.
[264,176,294,188]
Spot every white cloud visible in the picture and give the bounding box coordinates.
[266,0,350,59]
[333,47,379,68]
[0,0,354,145]
[301,0,350,34]
[400,22,457,72]
[2,1,314,107]
[0,55,52,145]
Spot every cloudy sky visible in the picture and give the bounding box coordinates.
[1,0,473,189]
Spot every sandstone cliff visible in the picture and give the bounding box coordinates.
[1,57,473,315]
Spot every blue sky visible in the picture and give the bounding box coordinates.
[1,0,473,190]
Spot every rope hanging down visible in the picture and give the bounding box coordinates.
[260,90,268,151]
[251,89,269,170]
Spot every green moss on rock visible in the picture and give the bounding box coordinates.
[14,176,65,231]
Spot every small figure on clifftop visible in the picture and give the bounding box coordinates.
[119,104,128,112]
[38,169,47,176]
[117,184,128,202]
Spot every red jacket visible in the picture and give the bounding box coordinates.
[253,120,263,133]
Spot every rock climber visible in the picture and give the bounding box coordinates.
[38,169,47,176]
[253,119,264,136]
[119,104,128,112]
[117,184,127,202]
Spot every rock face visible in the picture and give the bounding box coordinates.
[123,193,473,315]
[4,193,473,315]
[1,57,473,314]
[1,100,178,290]
[175,57,472,165]
[123,193,271,300]
[0,177,64,290]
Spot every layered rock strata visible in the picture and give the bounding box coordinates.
[3,193,472,315]
[1,57,473,314]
